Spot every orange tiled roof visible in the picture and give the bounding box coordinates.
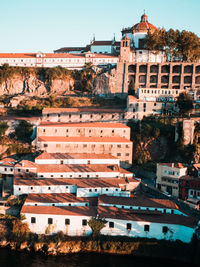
[42,107,124,114]
[37,136,132,143]
[0,157,17,167]
[15,160,37,168]
[98,206,197,228]
[37,164,120,173]
[159,163,187,169]
[98,195,179,209]
[0,53,118,59]
[35,152,118,160]
[14,177,129,188]
[25,193,88,203]
[38,121,129,128]
[21,205,97,217]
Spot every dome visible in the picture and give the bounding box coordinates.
[132,13,156,33]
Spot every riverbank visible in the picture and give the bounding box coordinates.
[0,235,200,265]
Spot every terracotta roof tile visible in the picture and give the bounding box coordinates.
[42,107,123,114]
[21,205,97,217]
[14,177,129,188]
[38,122,129,128]
[35,152,118,160]
[37,136,132,143]
[37,164,120,173]
[0,157,17,167]
[98,195,179,209]
[98,206,197,228]
[24,193,88,204]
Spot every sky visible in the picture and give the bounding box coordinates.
[0,0,199,53]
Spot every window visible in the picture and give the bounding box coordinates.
[65,219,70,225]
[48,187,51,190]
[117,145,121,148]
[44,144,48,148]
[83,144,87,148]
[144,225,150,232]
[18,188,21,191]
[109,222,114,228]
[82,219,87,226]
[162,226,168,233]
[30,187,33,190]
[117,153,121,156]
[61,160,64,164]
[31,217,36,224]
[48,218,53,224]
[4,168,7,171]
[18,169,21,172]
[125,153,129,156]
[127,223,131,230]
[89,189,92,192]
[56,144,61,148]
[26,169,29,173]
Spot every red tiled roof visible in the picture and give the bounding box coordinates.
[37,164,120,173]
[15,160,37,168]
[0,53,118,59]
[98,206,197,228]
[0,157,17,167]
[132,21,156,32]
[35,152,118,160]
[21,205,97,217]
[159,163,187,169]
[37,136,132,143]
[98,195,179,209]
[38,122,129,128]
[42,107,124,114]
[25,193,88,204]
[14,177,129,188]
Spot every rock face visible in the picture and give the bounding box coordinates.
[0,74,75,96]
[92,69,117,95]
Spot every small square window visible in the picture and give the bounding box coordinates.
[162,226,168,233]
[65,219,70,225]
[48,218,53,224]
[31,217,36,224]
[127,223,131,230]
[144,225,150,232]
[109,222,114,228]
[82,219,87,226]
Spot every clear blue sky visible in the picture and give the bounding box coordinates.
[0,0,199,53]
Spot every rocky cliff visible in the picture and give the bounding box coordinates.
[0,74,75,96]
[0,71,115,97]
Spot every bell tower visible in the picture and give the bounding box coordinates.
[120,35,131,62]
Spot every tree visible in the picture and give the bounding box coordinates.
[176,93,193,116]
[88,217,107,237]
[145,28,200,62]
[10,219,30,242]
[14,120,33,142]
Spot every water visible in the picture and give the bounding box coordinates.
[0,248,197,267]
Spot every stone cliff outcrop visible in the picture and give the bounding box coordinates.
[0,70,116,97]
[0,74,75,96]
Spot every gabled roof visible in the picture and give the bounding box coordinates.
[21,205,97,217]
[42,107,124,114]
[38,121,129,129]
[35,152,118,160]
[14,177,129,188]
[98,206,197,228]
[0,157,17,167]
[37,136,132,143]
[98,195,179,210]
[24,193,88,204]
